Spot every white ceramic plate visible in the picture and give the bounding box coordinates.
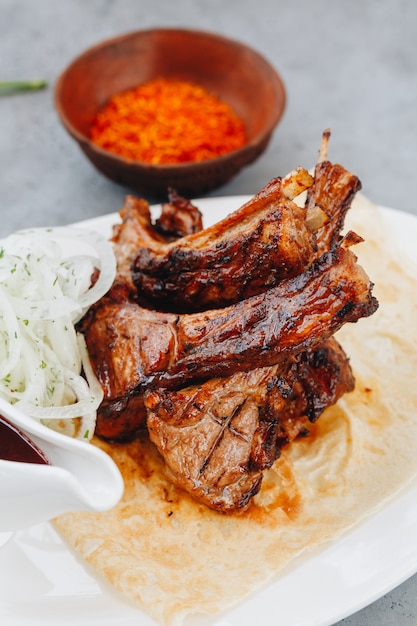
[1,197,416,626]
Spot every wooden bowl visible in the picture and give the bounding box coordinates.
[54,28,286,199]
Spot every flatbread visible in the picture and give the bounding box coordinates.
[53,195,417,625]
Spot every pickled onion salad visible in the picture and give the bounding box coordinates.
[0,226,116,440]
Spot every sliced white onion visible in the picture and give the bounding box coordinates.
[0,226,116,441]
[0,286,22,379]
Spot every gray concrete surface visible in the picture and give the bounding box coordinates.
[1,1,417,624]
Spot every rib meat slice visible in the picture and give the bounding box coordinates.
[79,244,378,441]
[130,159,361,311]
[130,168,317,311]
[145,338,354,512]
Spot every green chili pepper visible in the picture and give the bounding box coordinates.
[0,80,48,94]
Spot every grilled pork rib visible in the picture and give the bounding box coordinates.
[128,160,360,312]
[80,244,377,441]
[145,338,354,512]
[131,168,317,312]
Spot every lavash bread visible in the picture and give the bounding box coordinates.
[53,195,417,626]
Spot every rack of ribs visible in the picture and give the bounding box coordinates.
[78,131,378,510]
[80,238,377,441]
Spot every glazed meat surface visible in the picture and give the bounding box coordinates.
[80,244,378,440]
[131,168,317,311]
[145,338,354,512]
